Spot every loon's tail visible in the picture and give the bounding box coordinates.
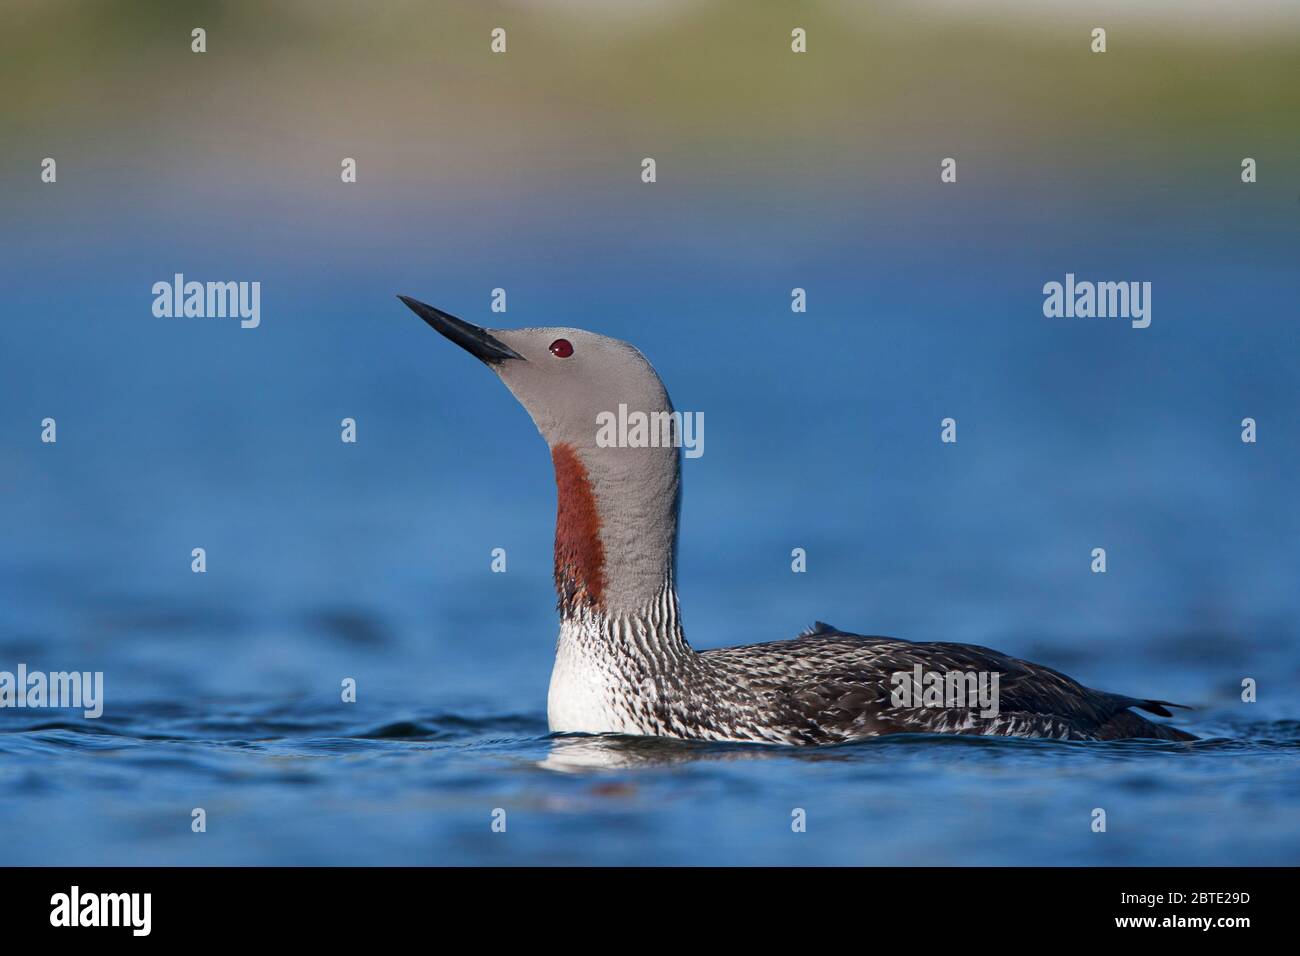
[1098,706,1197,741]
[1132,698,1193,718]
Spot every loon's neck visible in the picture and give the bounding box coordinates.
[550,439,686,634]
[559,580,691,662]
[547,439,692,733]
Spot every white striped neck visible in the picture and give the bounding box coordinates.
[548,581,696,735]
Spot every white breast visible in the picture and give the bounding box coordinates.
[547,619,636,734]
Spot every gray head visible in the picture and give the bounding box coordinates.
[399,296,681,618]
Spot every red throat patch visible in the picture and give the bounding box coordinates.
[551,442,607,612]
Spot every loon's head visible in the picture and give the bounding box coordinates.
[396,295,672,455]
[398,295,681,617]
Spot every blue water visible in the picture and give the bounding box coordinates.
[0,703,1295,866]
[3,120,1299,866]
[2,264,1297,864]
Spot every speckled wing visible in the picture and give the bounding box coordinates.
[699,622,1195,743]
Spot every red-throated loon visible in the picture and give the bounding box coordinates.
[398,295,1196,745]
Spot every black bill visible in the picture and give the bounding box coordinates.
[397,295,525,365]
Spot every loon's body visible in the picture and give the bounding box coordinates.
[550,607,1192,744]
[399,296,1196,745]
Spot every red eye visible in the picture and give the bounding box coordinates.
[549,338,574,358]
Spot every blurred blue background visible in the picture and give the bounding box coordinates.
[1,0,1297,865]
